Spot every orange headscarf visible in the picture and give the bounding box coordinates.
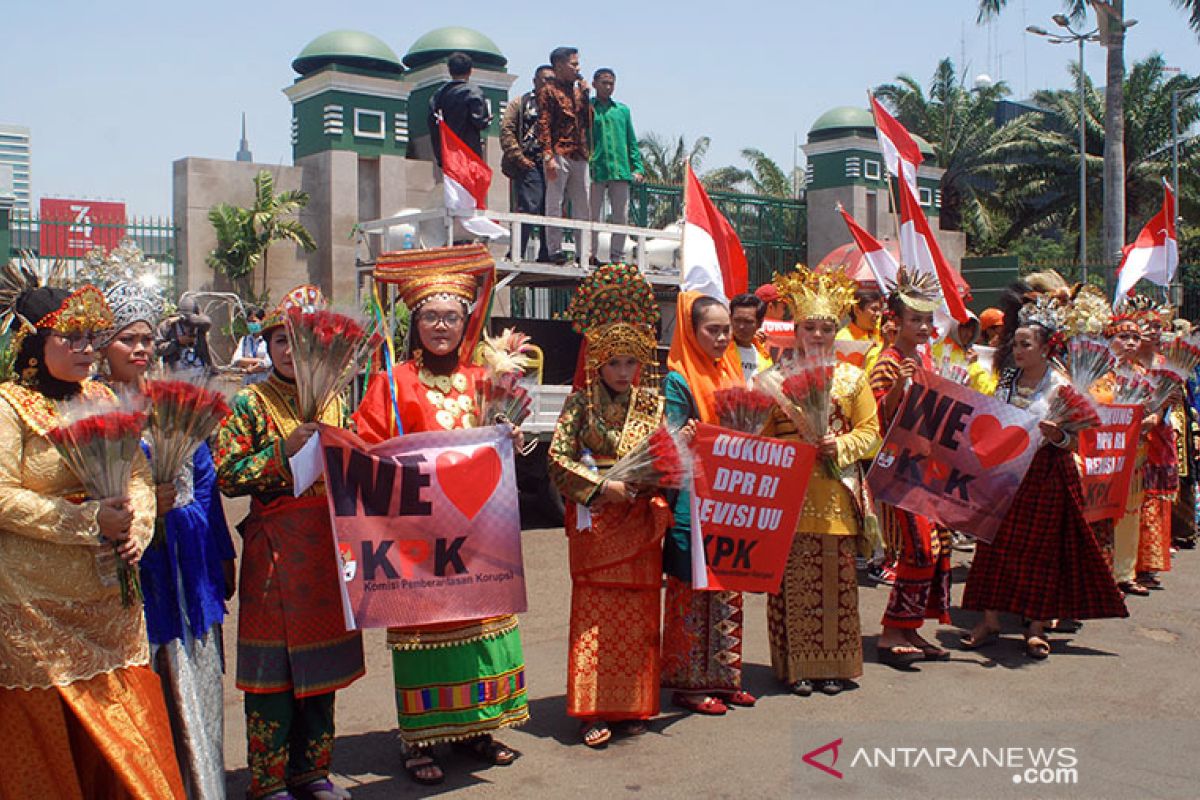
[667,291,744,423]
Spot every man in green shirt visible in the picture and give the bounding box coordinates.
[589,68,644,265]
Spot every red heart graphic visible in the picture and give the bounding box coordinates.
[436,447,502,521]
[969,415,1030,469]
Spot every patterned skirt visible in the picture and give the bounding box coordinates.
[879,505,951,629]
[768,534,862,682]
[567,584,661,720]
[0,666,186,800]
[1137,496,1173,573]
[389,616,529,747]
[963,446,1128,621]
[661,577,743,692]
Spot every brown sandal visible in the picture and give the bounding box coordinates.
[580,720,612,748]
[453,734,520,765]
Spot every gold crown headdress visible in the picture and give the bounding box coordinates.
[564,263,660,371]
[772,264,857,322]
[1062,284,1111,338]
[263,284,325,332]
[888,266,942,313]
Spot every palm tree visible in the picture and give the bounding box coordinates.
[638,133,711,185]
[978,0,1200,265]
[875,59,1065,253]
[206,169,316,300]
[1031,55,1200,261]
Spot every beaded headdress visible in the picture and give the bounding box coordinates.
[564,263,659,373]
[773,264,857,322]
[888,266,942,313]
[263,285,325,332]
[98,282,165,348]
[1123,294,1173,333]
[35,285,114,333]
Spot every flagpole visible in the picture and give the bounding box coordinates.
[868,89,904,249]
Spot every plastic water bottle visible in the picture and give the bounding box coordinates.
[94,544,119,588]
[578,449,598,531]
[402,231,415,250]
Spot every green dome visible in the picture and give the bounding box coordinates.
[403,26,507,70]
[808,106,876,138]
[293,30,403,76]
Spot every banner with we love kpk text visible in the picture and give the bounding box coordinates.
[867,371,1043,543]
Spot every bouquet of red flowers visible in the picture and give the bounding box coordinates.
[1145,366,1186,415]
[286,308,383,422]
[1044,382,1102,436]
[1162,334,1200,378]
[713,386,775,433]
[47,393,148,606]
[1065,336,1116,394]
[143,373,232,545]
[757,356,838,476]
[476,328,536,426]
[1112,368,1152,406]
[603,425,692,490]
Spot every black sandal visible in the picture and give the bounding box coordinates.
[817,679,845,696]
[404,750,444,786]
[790,679,814,697]
[453,734,520,766]
[877,644,923,670]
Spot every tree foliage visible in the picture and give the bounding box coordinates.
[205,169,316,300]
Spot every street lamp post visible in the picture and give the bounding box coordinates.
[1027,19,1100,282]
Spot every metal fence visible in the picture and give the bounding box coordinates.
[629,182,806,289]
[8,213,178,294]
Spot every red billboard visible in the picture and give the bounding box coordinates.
[39,198,126,258]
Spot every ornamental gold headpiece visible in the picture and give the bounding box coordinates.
[1123,294,1173,332]
[36,285,114,333]
[772,264,857,322]
[564,263,660,370]
[888,266,942,313]
[374,243,493,311]
[1062,284,1111,338]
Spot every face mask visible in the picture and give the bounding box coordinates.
[248,323,262,334]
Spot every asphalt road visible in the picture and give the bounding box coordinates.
[219,496,1200,799]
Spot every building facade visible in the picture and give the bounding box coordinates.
[0,124,32,213]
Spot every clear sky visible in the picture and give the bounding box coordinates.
[2,0,1197,216]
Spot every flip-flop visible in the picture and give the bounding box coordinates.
[295,779,351,800]
[960,629,1000,650]
[580,720,612,748]
[877,645,923,670]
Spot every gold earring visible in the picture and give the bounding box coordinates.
[20,358,38,385]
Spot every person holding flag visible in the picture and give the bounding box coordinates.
[867,268,954,668]
[660,291,751,715]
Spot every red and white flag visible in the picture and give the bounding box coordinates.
[897,176,970,326]
[1114,179,1178,300]
[682,162,748,302]
[870,94,922,197]
[439,119,507,239]
[837,204,899,288]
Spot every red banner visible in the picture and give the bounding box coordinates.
[1077,404,1143,523]
[867,370,1043,543]
[39,198,126,257]
[316,424,526,629]
[761,318,795,364]
[689,423,815,593]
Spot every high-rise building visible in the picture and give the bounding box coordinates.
[0,124,31,212]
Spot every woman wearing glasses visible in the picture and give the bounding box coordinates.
[354,245,529,787]
[0,282,185,798]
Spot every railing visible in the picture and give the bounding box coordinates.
[8,213,178,294]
